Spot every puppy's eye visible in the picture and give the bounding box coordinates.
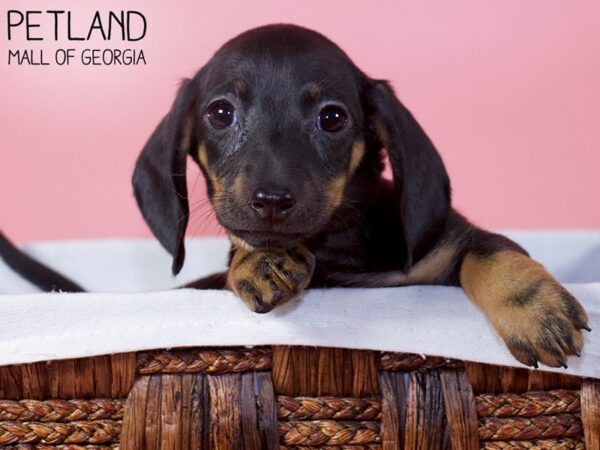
[317,105,347,132]
[207,101,237,129]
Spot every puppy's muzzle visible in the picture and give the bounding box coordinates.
[250,188,296,223]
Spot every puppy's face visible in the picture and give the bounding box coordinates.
[133,24,450,274]
[194,31,366,249]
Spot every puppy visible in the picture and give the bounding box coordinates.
[1,24,589,369]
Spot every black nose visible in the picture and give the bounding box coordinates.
[250,188,296,222]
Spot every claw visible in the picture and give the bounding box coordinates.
[567,340,582,357]
[582,324,592,332]
[554,354,569,368]
[254,302,273,314]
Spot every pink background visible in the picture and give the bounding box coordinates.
[1,1,599,243]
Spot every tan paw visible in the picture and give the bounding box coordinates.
[462,251,590,368]
[227,246,315,313]
[499,278,589,368]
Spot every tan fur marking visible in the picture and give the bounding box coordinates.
[324,175,347,211]
[460,251,547,311]
[197,143,210,171]
[306,83,320,99]
[197,144,223,199]
[326,243,457,287]
[323,141,366,213]
[228,234,255,252]
[348,141,365,176]
[234,79,247,94]
[227,246,315,312]
[371,115,389,145]
[181,117,194,151]
[461,250,587,368]
[406,244,457,284]
[232,175,246,203]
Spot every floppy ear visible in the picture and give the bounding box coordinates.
[366,80,451,270]
[132,79,198,275]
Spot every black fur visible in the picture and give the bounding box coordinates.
[0,24,530,291]
[131,25,457,282]
[507,279,546,307]
[0,25,577,303]
[0,231,83,292]
[364,80,451,270]
[0,25,590,369]
[133,80,199,274]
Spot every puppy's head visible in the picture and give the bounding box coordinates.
[133,24,450,274]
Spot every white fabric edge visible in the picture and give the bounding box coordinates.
[2,284,599,378]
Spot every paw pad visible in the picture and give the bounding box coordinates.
[228,246,315,312]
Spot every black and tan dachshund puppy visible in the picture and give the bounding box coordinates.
[1,24,589,369]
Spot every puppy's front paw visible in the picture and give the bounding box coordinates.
[227,246,315,313]
[500,279,589,368]
[462,251,590,368]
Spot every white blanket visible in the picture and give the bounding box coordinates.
[1,231,599,377]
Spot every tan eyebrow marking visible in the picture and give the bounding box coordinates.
[234,79,248,94]
[306,83,320,100]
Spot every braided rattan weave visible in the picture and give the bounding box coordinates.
[0,346,598,449]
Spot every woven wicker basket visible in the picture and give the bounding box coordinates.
[0,346,598,449]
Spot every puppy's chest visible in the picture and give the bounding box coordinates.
[308,224,406,285]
